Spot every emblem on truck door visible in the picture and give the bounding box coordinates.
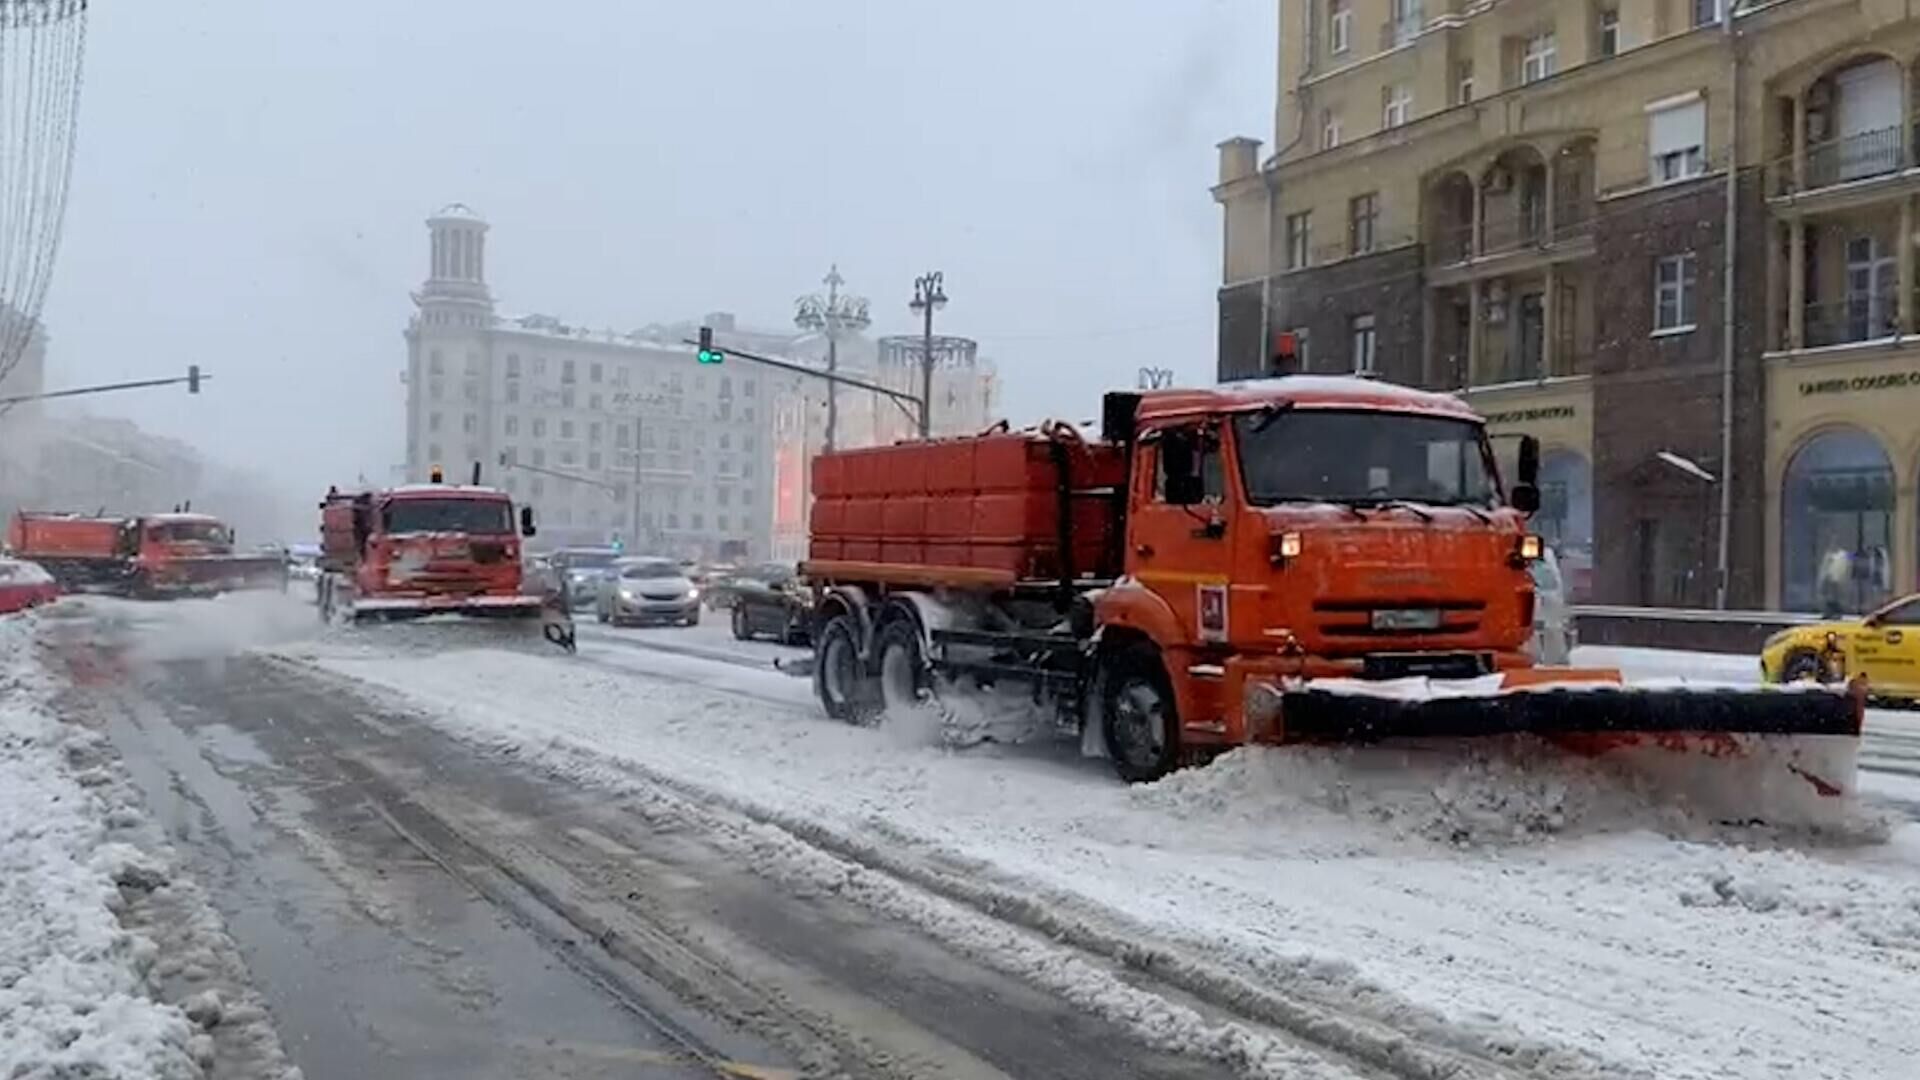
[1198,584,1228,642]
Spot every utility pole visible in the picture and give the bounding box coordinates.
[621,391,666,552]
[908,271,947,439]
[794,265,870,452]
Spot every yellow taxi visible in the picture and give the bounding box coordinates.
[1760,592,1920,700]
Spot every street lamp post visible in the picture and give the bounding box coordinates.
[908,271,947,439]
[794,265,870,453]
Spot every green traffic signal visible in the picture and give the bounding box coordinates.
[697,348,724,365]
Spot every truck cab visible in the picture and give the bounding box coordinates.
[1107,378,1537,682]
[319,475,541,620]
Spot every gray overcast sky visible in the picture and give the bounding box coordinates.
[42,0,1273,493]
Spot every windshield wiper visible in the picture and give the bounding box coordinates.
[1249,400,1296,433]
[1375,500,1433,522]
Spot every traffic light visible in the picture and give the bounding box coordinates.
[697,325,724,365]
[187,364,202,394]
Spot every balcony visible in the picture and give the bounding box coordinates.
[1769,57,1917,208]
[1769,126,1912,198]
[1424,139,1597,280]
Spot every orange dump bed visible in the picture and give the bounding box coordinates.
[809,430,1126,584]
[6,512,125,560]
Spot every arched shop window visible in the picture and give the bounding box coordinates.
[1781,428,1894,614]
[1536,451,1594,600]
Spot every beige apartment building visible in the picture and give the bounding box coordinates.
[1216,0,1920,611]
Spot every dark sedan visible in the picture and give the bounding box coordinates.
[729,567,810,645]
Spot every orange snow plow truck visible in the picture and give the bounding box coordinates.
[6,509,286,597]
[803,376,1863,810]
[316,464,574,650]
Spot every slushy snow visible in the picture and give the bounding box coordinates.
[0,613,200,1079]
[269,626,1920,1080]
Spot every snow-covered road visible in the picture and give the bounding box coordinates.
[256,616,1920,1080]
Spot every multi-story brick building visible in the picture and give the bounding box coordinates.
[402,204,777,559]
[1216,0,1920,611]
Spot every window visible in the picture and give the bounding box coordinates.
[506,381,519,404]
[590,393,601,411]
[719,432,731,451]
[465,351,478,375]
[744,379,755,398]
[533,418,547,437]
[1598,8,1619,57]
[1153,428,1225,505]
[1654,254,1697,332]
[616,423,631,448]
[590,362,603,383]
[1455,61,1474,105]
[429,411,442,432]
[590,422,602,443]
[588,452,602,470]
[692,513,705,531]
[532,448,547,466]
[464,381,478,403]
[667,512,679,530]
[716,487,731,507]
[428,443,443,463]
[429,379,443,401]
[562,359,576,383]
[560,420,575,439]
[1845,236,1897,341]
[506,353,521,377]
[1349,313,1377,374]
[744,434,756,453]
[1521,32,1557,84]
[535,356,548,375]
[742,462,754,480]
[1320,108,1342,150]
[462,413,476,434]
[531,477,544,498]
[613,366,629,387]
[718,514,729,532]
[1328,0,1351,54]
[1382,85,1411,129]
[668,429,682,451]
[1285,211,1312,269]
[505,415,518,436]
[562,387,575,409]
[1388,0,1420,45]
[429,349,444,374]
[560,448,576,466]
[1348,193,1379,255]
[1691,0,1723,28]
[1649,96,1706,182]
[719,375,731,396]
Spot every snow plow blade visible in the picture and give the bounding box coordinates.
[1261,670,1865,823]
[145,555,289,595]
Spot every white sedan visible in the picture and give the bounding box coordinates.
[595,557,701,627]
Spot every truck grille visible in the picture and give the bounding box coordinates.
[1312,599,1484,638]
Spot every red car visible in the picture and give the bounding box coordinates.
[0,557,61,615]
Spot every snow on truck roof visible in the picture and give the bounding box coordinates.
[1137,376,1478,423]
[386,484,509,498]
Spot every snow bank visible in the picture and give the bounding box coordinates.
[0,615,200,1079]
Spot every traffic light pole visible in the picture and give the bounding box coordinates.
[0,366,208,407]
[680,337,927,431]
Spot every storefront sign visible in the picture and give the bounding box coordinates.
[1798,371,1920,397]
[1481,404,1576,426]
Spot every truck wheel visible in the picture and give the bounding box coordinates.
[317,577,334,623]
[1101,644,1180,783]
[876,618,929,715]
[815,614,878,724]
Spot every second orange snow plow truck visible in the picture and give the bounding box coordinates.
[802,376,1863,806]
[6,509,285,596]
[316,464,573,650]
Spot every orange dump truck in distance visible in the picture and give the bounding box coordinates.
[799,376,1862,800]
[6,510,285,596]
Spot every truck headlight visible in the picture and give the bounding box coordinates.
[1519,535,1542,561]
[1269,531,1303,564]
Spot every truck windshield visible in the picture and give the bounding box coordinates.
[149,522,229,545]
[1233,409,1498,508]
[384,498,513,535]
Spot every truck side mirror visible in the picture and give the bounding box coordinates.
[1517,434,1540,487]
[1510,483,1541,515]
[520,506,537,537]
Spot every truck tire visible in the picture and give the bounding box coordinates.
[317,576,334,623]
[876,617,929,715]
[815,614,878,724]
[1101,643,1180,783]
